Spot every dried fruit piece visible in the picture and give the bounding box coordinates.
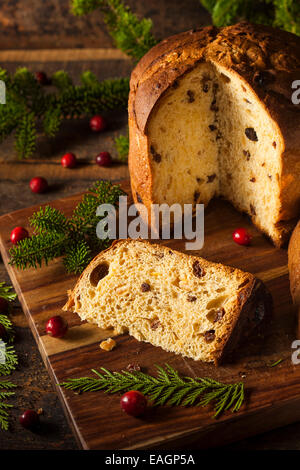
[245,128,258,141]
[150,319,161,330]
[192,260,205,278]
[150,145,162,163]
[193,191,200,202]
[100,337,116,351]
[187,294,197,302]
[243,150,251,161]
[210,99,218,112]
[207,174,216,183]
[213,308,225,322]
[204,329,215,343]
[187,90,195,103]
[141,282,150,292]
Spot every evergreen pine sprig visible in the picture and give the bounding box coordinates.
[200,0,300,34]
[60,364,245,418]
[9,181,125,274]
[14,112,37,159]
[0,382,17,431]
[114,133,129,162]
[0,66,130,159]
[0,283,17,302]
[0,314,15,343]
[71,0,158,62]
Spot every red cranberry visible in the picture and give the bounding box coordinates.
[19,410,39,429]
[0,297,9,313]
[35,71,50,85]
[0,324,6,340]
[61,152,77,168]
[120,390,147,417]
[29,177,48,194]
[90,115,106,132]
[10,227,29,245]
[96,151,112,167]
[232,228,252,246]
[46,315,68,338]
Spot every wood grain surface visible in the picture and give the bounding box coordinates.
[0,0,211,50]
[0,178,299,449]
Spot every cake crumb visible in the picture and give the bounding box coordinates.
[100,338,116,351]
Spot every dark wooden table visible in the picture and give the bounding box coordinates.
[1,50,300,451]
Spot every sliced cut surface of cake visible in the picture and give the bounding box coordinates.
[129,22,300,247]
[64,239,271,364]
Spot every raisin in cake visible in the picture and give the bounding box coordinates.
[129,22,300,247]
[64,239,270,364]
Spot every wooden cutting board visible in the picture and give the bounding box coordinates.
[0,179,299,450]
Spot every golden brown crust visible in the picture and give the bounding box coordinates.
[128,22,300,247]
[288,221,300,305]
[64,239,270,364]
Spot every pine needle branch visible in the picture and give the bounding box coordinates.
[71,0,158,61]
[63,239,92,274]
[0,283,17,302]
[30,206,70,234]
[0,315,15,343]
[114,133,129,162]
[9,232,67,269]
[9,181,126,274]
[60,364,245,418]
[0,66,130,159]
[200,0,300,34]
[70,180,125,233]
[15,112,36,159]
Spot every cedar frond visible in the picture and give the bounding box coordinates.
[61,364,245,418]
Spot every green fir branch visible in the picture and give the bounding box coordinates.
[9,181,125,274]
[0,315,15,343]
[63,239,92,274]
[14,112,36,159]
[71,0,158,61]
[80,70,99,87]
[9,232,67,269]
[0,66,130,159]
[51,70,73,91]
[114,133,129,162]
[200,0,300,33]
[0,283,17,302]
[30,206,69,234]
[70,180,125,233]
[43,106,62,137]
[56,77,130,118]
[61,364,245,418]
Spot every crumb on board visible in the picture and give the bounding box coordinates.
[100,338,116,351]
